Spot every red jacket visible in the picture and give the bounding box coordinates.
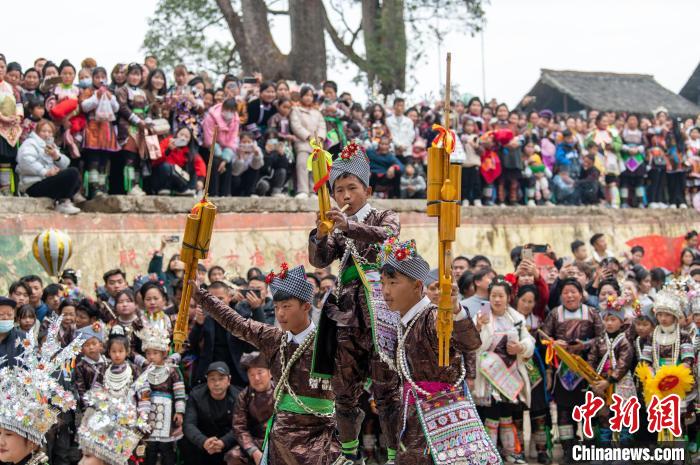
[155,136,206,177]
[512,275,549,321]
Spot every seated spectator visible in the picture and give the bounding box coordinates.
[226,352,273,465]
[182,362,241,465]
[555,129,582,178]
[202,98,240,196]
[368,136,404,198]
[576,153,603,206]
[0,296,24,368]
[257,129,292,197]
[16,119,82,214]
[152,127,206,196]
[232,132,264,197]
[400,163,426,199]
[552,164,577,205]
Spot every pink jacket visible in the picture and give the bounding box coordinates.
[202,103,240,152]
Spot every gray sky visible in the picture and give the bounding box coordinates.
[3,0,699,107]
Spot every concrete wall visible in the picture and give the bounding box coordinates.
[2,197,699,290]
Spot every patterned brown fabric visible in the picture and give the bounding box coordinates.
[195,289,339,465]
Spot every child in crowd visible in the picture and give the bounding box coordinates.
[74,322,108,406]
[100,328,143,400]
[552,165,576,205]
[16,304,38,342]
[399,162,425,199]
[526,154,552,206]
[587,306,635,444]
[136,325,186,465]
[460,118,483,206]
[368,136,404,199]
[49,60,84,159]
[19,99,44,143]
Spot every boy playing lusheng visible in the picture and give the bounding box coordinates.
[308,141,401,464]
[379,239,499,465]
[193,264,340,465]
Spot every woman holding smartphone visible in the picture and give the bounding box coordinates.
[150,127,206,195]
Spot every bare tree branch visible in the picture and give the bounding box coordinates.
[267,7,289,14]
[321,2,368,70]
[329,0,354,37]
[349,23,362,48]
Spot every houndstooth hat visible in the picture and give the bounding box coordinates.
[381,238,430,283]
[600,307,626,322]
[266,264,315,304]
[329,141,371,188]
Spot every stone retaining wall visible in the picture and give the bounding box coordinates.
[2,197,698,290]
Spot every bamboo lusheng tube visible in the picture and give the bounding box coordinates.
[318,204,351,236]
[194,203,216,259]
[426,146,443,217]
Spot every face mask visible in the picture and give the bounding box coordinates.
[79,78,92,89]
[0,319,14,333]
[222,111,234,122]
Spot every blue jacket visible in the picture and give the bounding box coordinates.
[367,148,405,175]
[555,142,581,177]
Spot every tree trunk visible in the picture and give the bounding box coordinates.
[216,0,290,80]
[289,0,327,84]
[378,0,406,93]
[360,0,406,94]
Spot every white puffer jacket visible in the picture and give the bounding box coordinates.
[16,132,70,192]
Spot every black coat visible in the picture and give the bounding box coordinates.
[188,302,264,387]
[183,384,241,451]
[0,328,26,368]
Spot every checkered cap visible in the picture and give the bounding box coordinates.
[268,265,315,304]
[425,268,439,286]
[383,239,430,283]
[329,142,371,188]
[600,307,625,322]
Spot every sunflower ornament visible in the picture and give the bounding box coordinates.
[635,362,694,404]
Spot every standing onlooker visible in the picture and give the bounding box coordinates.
[290,86,326,199]
[245,81,277,138]
[586,114,622,208]
[320,80,348,154]
[386,97,415,162]
[202,98,240,196]
[16,120,82,214]
[79,67,119,198]
[116,63,151,196]
[619,114,646,208]
[459,118,482,206]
